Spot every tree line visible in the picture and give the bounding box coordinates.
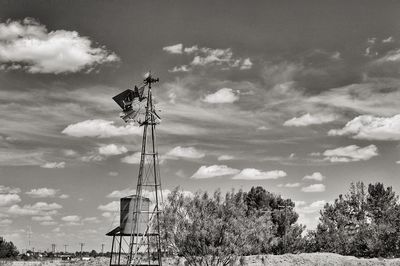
[161,182,400,265]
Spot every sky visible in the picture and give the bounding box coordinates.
[1,0,400,252]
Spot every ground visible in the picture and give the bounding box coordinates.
[1,253,400,266]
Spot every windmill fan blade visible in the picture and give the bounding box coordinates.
[113,89,135,110]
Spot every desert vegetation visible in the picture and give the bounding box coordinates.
[2,182,400,265]
[161,182,400,265]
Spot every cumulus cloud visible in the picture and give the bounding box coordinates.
[165,146,205,159]
[322,144,378,163]
[232,169,287,180]
[163,43,183,54]
[121,152,141,164]
[203,88,239,104]
[7,202,62,216]
[61,215,81,222]
[0,219,12,226]
[0,185,20,194]
[169,65,190,72]
[107,188,135,198]
[0,194,21,206]
[108,171,119,177]
[303,172,325,181]
[98,201,119,212]
[295,200,326,229]
[40,162,65,169]
[165,44,252,71]
[26,188,58,198]
[0,18,119,73]
[191,165,240,179]
[283,113,337,127]
[383,36,394,43]
[32,215,53,221]
[59,194,70,199]
[328,114,400,140]
[301,184,326,192]
[62,119,141,138]
[278,183,300,188]
[217,155,234,161]
[240,58,253,70]
[98,144,128,156]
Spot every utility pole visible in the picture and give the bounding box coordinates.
[79,243,85,258]
[26,226,32,251]
[101,243,104,254]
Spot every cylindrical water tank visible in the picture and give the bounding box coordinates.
[120,195,150,235]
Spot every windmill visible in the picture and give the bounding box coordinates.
[107,72,163,266]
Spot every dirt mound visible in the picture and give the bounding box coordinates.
[245,253,400,266]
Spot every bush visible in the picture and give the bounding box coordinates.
[0,237,19,259]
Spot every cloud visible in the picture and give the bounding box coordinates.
[191,165,240,179]
[32,215,53,222]
[169,65,190,72]
[0,150,44,166]
[108,171,119,176]
[278,183,300,188]
[121,152,141,164]
[59,194,69,199]
[217,155,234,161]
[40,162,65,169]
[382,36,394,43]
[165,146,205,159]
[61,215,81,222]
[0,18,119,73]
[0,219,12,226]
[0,194,21,206]
[307,80,400,117]
[82,217,100,223]
[303,172,325,181]
[232,169,287,180]
[7,202,62,216]
[26,188,58,198]
[167,45,252,71]
[203,88,239,104]
[322,144,378,163]
[0,185,21,194]
[98,144,128,156]
[62,119,141,138]
[301,184,326,192]
[240,58,253,70]
[328,114,400,140]
[41,221,57,226]
[163,43,183,54]
[294,201,306,207]
[80,154,104,162]
[283,113,337,127]
[98,201,119,212]
[107,188,136,198]
[295,200,326,229]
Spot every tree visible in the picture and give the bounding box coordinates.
[311,182,400,258]
[244,186,305,254]
[0,237,19,259]
[161,188,274,266]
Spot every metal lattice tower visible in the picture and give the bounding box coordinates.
[108,73,163,266]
